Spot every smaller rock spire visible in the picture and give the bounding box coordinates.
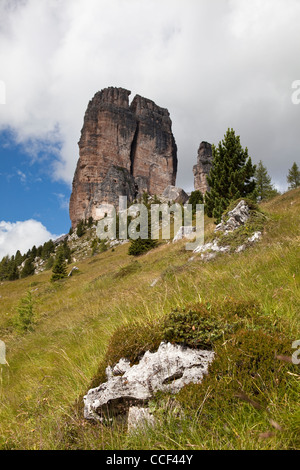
[193,141,213,194]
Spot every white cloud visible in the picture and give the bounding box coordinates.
[0,220,57,258]
[17,169,26,183]
[0,0,299,191]
[54,193,69,211]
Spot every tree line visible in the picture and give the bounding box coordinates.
[0,238,71,282]
[1,128,299,277]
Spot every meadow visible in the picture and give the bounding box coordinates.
[0,189,299,450]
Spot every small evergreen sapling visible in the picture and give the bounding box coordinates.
[254,160,279,201]
[14,291,35,332]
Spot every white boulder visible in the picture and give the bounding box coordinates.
[84,342,214,421]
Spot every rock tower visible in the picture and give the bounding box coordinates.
[69,87,177,227]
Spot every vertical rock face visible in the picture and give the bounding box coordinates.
[69,87,177,227]
[193,141,213,195]
[130,95,177,195]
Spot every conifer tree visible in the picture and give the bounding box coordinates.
[20,258,35,278]
[128,207,157,256]
[51,249,68,282]
[31,245,37,259]
[255,160,279,201]
[189,190,204,216]
[41,239,55,260]
[62,239,71,264]
[14,250,23,267]
[287,162,300,189]
[8,259,19,281]
[205,128,256,222]
[76,220,85,238]
[14,291,35,332]
[0,256,10,281]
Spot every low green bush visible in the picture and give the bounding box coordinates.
[163,305,230,349]
[176,327,294,414]
[114,261,141,279]
[128,238,158,256]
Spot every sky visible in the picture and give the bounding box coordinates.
[0,0,300,258]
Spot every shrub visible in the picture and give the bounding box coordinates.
[176,328,294,415]
[163,305,231,349]
[128,238,158,256]
[114,261,141,279]
[99,239,108,253]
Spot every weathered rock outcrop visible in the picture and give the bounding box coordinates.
[193,141,213,194]
[193,200,263,260]
[84,342,214,422]
[160,185,189,205]
[69,87,177,227]
[214,199,250,233]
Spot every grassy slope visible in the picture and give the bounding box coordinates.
[0,189,299,450]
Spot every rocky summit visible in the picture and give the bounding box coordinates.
[69,87,178,227]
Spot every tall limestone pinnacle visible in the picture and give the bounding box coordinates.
[193,141,213,194]
[69,87,177,227]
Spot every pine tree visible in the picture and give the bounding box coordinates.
[51,249,68,282]
[128,207,157,256]
[0,256,10,281]
[287,162,300,189]
[20,258,35,278]
[8,259,19,281]
[76,220,85,238]
[189,190,204,215]
[31,245,37,259]
[41,240,55,260]
[14,250,24,267]
[255,160,279,201]
[36,245,43,258]
[62,238,71,264]
[205,128,256,222]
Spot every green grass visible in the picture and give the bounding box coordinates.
[0,189,299,450]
